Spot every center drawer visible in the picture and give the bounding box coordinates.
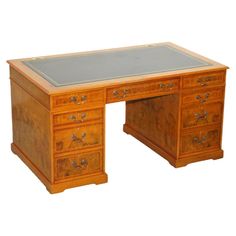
[54,123,103,154]
[106,77,179,103]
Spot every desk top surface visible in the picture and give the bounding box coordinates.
[8,43,227,93]
[22,44,213,87]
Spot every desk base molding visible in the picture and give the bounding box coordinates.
[177,150,223,167]
[11,143,108,194]
[123,124,223,167]
[123,124,177,166]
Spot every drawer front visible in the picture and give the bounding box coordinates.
[55,150,103,180]
[53,108,103,126]
[52,89,104,110]
[182,72,225,89]
[54,123,103,153]
[182,87,224,105]
[181,126,221,155]
[182,102,223,129]
[106,78,179,103]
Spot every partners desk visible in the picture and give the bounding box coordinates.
[8,43,228,193]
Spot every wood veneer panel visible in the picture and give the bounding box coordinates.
[125,94,180,156]
[11,81,52,181]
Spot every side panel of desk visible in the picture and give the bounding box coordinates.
[10,68,53,187]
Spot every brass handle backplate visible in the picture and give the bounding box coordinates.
[68,113,87,122]
[71,159,88,169]
[197,76,216,87]
[194,111,208,122]
[113,89,129,99]
[81,113,86,121]
[70,95,87,105]
[159,83,174,89]
[195,93,209,103]
[192,135,208,145]
[71,132,87,143]
[68,115,77,121]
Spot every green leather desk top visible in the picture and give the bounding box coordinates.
[23,44,211,87]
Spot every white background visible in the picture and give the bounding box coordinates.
[0,0,236,235]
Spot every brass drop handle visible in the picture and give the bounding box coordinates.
[192,135,208,144]
[195,93,209,103]
[71,159,88,169]
[71,133,79,142]
[68,113,87,122]
[197,76,215,87]
[194,111,208,121]
[159,83,166,88]
[123,89,128,97]
[167,83,174,88]
[81,132,86,140]
[113,90,119,97]
[71,132,87,142]
[80,112,86,121]
[197,78,207,87]
[159,83,174,89]
[70,95,87,105]
[68,114,77,121]
[113,89,129,98]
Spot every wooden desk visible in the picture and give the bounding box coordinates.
[8,43,228,193]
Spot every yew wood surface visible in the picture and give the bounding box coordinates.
[54,123,103,154]
[55,149,103,181]
[11,81,52,181]
[8,43,228,192]
[125,94,180,156]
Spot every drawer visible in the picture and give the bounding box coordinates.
[182,87,224,105]
[182,102,223,129]
[54,123,103,153]
[52,89,104,110]
[106,77,179,103]
[180,126,221,155]
[182,72,225,89]
[53,108,103,126]
[55,150,103,180]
